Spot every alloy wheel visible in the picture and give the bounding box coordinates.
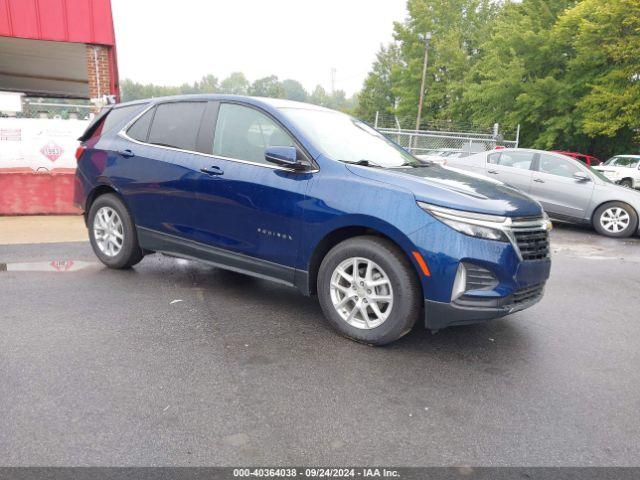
[329,257,394,330]
[93,206,124,257]
[600,207,630,234]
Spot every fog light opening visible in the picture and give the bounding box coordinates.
[451,263,467,301]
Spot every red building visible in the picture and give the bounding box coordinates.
[0,0,119,215]
[0,0,119,102]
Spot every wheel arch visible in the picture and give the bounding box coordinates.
[84,183,127,226]
[619,177,634,186]
[590,199,640,232]
[591,199,639,220]
[304,224,425,297]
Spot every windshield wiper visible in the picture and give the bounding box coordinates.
[398,161,430,168]
[344,159,427,169]
[343,159,385,168]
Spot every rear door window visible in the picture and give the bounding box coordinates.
[147,102,207,151]
[539,154,583,178]
[490,151,535,170]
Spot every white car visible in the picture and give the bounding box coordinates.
[416,148,469,165]
[593,155,640,189]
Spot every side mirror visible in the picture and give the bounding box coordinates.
[573,171,591,182]
[265,146,306,170]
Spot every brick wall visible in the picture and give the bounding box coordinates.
[85,44,111,110]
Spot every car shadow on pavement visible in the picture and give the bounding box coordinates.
[93,254,535,365]
[195,265,531,357]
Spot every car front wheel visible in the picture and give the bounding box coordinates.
[317,236,421,345]
[619,179,633,188]
[593,202,638,238]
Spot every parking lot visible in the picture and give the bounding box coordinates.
[1,224,640,466]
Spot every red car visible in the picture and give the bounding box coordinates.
[552,151,601,166]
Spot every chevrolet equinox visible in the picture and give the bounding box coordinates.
[75,95,552,345]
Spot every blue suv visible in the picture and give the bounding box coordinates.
[75,95,552,345]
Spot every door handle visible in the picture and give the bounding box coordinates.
[487,170,499,174]
[533,178,545,183]
[118,149,135,158]
[200,165,224,176]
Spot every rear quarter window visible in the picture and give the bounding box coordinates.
[79,103,148,143]
[101,104,148,134]
[126,107,155,142]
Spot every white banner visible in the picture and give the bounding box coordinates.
[0,118,89,170]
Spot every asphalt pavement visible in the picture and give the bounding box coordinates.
[1,224,639,466]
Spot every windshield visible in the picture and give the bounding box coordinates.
[590,167,612,183]
[604,156,640,168]
[280,108,422,168]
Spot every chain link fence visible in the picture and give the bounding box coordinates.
[1,97,94,120]
[369,112,520,155]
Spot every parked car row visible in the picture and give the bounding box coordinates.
[444,148,640,238]
[421,147,640,190]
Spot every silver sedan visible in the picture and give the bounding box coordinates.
[446,148,640,238]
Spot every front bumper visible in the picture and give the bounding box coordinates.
[424,282,545,330]
[407,211,552,330]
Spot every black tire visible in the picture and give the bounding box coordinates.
[317,236,421,345]
[593,201,639,238]
[619,179,633,188]
[88,193,144,269]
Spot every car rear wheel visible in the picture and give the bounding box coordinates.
[88,193,144,268]
[317,236,421,345]
[593,202,638,238]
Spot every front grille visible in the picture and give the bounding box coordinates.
[509,283,544,306]
[463,263,498,291]
[511,217,550,260]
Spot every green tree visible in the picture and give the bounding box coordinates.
[309,85,329,107]
[356,43,402,121]
[249,75,285,98]
[462,0,577,147]
[391,0,498,126]
[559,0,640,155]
[459,0,639,156]
[326,89,348,110]
[194,74,219,93]
[120,78,180,101]
[220,72,250,95]
[281,79,308,102]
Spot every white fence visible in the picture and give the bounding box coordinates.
[0,117,88,170]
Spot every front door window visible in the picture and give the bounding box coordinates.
[213,103,295,165]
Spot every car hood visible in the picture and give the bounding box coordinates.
[595,181,640,205]
[346,164,543,217]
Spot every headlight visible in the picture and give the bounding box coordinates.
[418,202,510,242]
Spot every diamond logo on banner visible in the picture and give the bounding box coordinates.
[40,141,64,162]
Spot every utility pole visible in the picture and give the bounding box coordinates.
[415,32,432,131]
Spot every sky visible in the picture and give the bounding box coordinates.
[111,0,407,96]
